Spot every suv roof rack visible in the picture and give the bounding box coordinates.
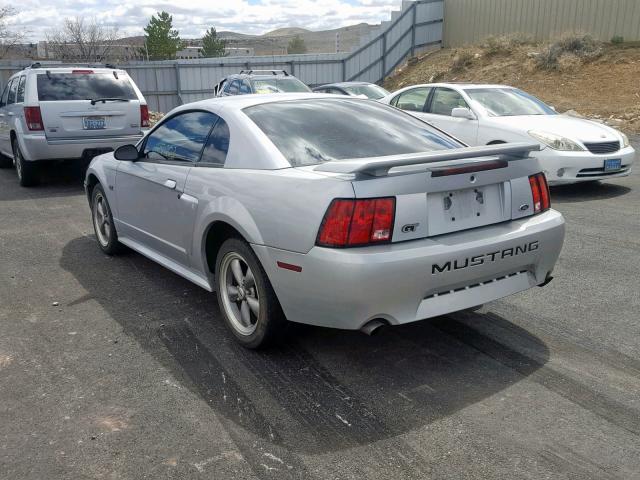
[26,62,119,70]
[239,69,289,76]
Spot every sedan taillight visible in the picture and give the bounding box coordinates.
[140,105,150,128]
[529,173,550,213]
[24,106,44,131]
[317,198,396,247]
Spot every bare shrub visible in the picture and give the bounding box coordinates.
[536,34,602,70]
[481,33,533,56]
[451,50,474,71]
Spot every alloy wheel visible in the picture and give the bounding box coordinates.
[92,192,111,247]
[219,252,260,335]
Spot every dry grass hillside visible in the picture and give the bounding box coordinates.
[385,36,640,133]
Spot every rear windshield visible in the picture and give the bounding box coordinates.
[244,98,461,166]
[37,73,138,101]
[251,78,311,94]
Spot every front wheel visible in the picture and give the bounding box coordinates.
[91,184,124,255]
[13,140,38,187]
[215,238,287,349]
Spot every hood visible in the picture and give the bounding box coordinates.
[488,114,622,143]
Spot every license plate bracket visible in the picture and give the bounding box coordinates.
[604,158,622,171]
[83,116,106,130]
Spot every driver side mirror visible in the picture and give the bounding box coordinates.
[451,107,476,120]
[114,144,140,161]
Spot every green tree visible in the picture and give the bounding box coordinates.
[287,35,307,54]
[201,27,226,58]
[143,11,181,60]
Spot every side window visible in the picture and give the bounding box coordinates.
[429,88,469,116]
[143,111,218,163]
[0,83,9,108]
[201,117,230,166]
[16,76,26,103]
[6,78,18,105]
[239,80,251,94]
[228,80,241,95]
[328,88,345,95]
[393,87,431,111]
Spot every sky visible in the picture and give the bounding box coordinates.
[7,0,400,41]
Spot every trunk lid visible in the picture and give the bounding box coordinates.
[314,143,541,242]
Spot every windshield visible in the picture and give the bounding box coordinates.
[36,73,138,101]
[244,98,462,167]
[342,84,389,100]
[464,88,556,117]
[251,78,311,94]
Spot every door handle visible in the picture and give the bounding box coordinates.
[163,179,177,190]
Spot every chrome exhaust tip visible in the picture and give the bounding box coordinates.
[360,319,387,336]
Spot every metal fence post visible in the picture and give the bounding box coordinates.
[175,62,183,106]
[341,58,346,81]
[381,33,387,81]
[411,3,417,57]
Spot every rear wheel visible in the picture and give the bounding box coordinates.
[13,140,38,187]
[91,184,124,255]
[215,238,286,349]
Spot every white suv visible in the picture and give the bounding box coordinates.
[0,64,149,186]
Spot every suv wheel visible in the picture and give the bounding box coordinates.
[91,184,124,255]
[215,238,287,349]
[13,140,38,187]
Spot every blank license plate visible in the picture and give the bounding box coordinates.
[83,116,106,130]
[604,159,622,171]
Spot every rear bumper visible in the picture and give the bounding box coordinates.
[253,209,565,330]
[19,133,143,162]
[536,146,635,184]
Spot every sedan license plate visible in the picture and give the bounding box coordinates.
[83,116,106,130]
[604,158,621,171]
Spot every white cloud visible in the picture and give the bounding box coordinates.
[7,0,401,41]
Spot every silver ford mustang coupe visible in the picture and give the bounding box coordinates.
[85,93,565,348]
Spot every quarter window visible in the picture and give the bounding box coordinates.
[7,78,18,105]
[16,76,26,103]
[392,87,431,112]
[429,88,469,116]
[201,117,230,165]
[143,111,218,163]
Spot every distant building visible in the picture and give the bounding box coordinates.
[36,41,145,62]
[176,45,255,59]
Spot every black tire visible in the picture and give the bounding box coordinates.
[13,140,38,187]
[215,237,287,349]
[91,184,124,255]
[0,154,12,169]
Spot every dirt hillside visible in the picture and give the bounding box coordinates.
[385,39,640,134]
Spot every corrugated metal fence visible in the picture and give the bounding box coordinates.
[443,0,640,47]
[0,0,444,113]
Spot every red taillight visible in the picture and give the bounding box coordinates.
[528,173,550,213]
[72,69,94,74]
[140,104,150,128]
[24,106,44,131]
[317,197,396,247]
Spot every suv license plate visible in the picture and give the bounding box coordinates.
[604,159,621,171]
[83,116,106,130]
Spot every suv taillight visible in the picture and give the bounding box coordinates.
[140,105,150,128]
[529,173,550,213]
[24,107,44,131]
[317,198,396,247]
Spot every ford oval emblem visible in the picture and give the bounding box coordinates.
[519,204,529,211]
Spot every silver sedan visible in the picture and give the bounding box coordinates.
[85,93,565,348]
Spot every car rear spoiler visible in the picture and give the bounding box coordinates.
[313,142,541,176]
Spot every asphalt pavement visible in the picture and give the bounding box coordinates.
[1,141,639,479]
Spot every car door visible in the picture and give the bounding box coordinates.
[390,87,432,114]
[422,87,478,144]
[0,78,15,155]
[115,110,218,267]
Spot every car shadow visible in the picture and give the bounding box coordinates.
[60,235,550,455]
[0,161,86,201]
[550,181,631,203]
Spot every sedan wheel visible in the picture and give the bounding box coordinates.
[219,252,260,336]
[215,238,286,348]
[91,184,123,255]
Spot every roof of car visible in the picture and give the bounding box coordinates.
[430,83,513,89]
[176,92,350,114]
[315,81,376,88]
[18,66,127,75]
